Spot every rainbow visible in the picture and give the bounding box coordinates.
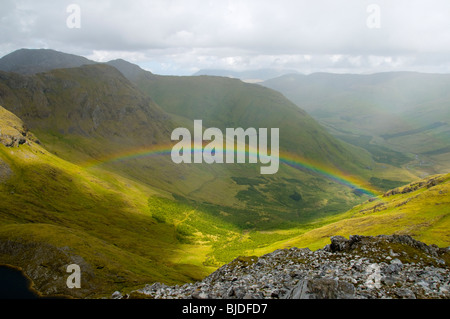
[279,151,379,197]
[82,143,380,197]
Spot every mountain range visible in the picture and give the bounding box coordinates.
[192,68,299,83]
[0,48,448,298]
[262,72,450,177]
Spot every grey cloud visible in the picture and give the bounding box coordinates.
[1,0,449,75]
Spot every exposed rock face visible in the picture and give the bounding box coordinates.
[383,176,446,197]
[124,235,450,299]
[0,105,38,147]
[0,66,172,146]
[284,278,355,299]
[0,240,97,298]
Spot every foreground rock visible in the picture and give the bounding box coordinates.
[120,235,450,299]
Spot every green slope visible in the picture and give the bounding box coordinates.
[109,58,376,177]
[0,106,218,297]
[135,74,372,172]
[0,64,172,144]
[129,72,382,219]
[249,173,450,256]
[0,105,268,297]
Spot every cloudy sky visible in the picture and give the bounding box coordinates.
[1,0,449,75]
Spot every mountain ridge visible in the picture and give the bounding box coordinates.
[0,48,96,75]
[193,68,300,83]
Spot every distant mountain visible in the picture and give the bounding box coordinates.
[193,68,299,82]
[262,72,450,176]
[106,59,154,82]
[0,48,96,74]
[0,49,156,82]
[0,63,171,145]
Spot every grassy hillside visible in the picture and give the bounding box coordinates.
[248,173,450,256]
[136,74,373,173]
[2,121,447,297]
[0,64,172,144]
[0,106,215,296]
[0,105,256,297]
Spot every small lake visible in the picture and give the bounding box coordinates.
[0,265,39,299]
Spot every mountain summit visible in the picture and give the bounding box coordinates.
[0,48,96,75]
[106,59,153,82]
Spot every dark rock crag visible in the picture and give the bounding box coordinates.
[0,240,97,298]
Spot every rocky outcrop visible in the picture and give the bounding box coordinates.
[383,176,446,197]
[0,105,38,147]
[122,235,450,299]
[0,239,97,298]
